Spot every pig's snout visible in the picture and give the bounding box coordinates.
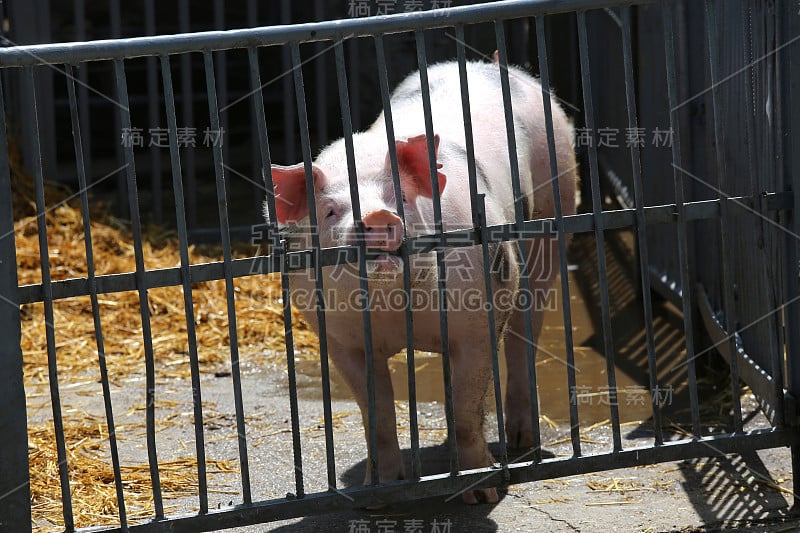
[361,209,403,251]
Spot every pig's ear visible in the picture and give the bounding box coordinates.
[394,134,447,199]
[269,163,326,224]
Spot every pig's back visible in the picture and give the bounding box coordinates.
[372,61,542,222]
[382,61,520,149]
[369,60,575,226]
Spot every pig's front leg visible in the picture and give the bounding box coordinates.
[329,344,405,485]
[450,341,499,504]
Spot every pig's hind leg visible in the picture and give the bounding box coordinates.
[329,345,405,485]
[504,129,576,449]
[503,236,560,449]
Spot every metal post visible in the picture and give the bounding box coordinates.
[7,0,52,186]
[0,73,31,533]
[777,0,800,510]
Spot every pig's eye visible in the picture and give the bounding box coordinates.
[325,208,336,219]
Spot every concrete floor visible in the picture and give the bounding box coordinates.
[26,231,800,532]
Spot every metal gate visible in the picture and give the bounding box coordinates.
[1,0,798,531]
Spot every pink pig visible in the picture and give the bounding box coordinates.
[267,59,577,504]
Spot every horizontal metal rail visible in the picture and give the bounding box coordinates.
[0,0,664,67]
[83,427,794,533]
[17,192,792,305]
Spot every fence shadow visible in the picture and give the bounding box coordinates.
[268,444,503,532]
[567,227,769,433]
[568,229,700,429]
[678,451,793,529]
[568,228,794,528]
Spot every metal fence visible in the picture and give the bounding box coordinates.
[1,0,535,240]
[594,0,798,427]
[0,0,798,531]
[2,0,330,234]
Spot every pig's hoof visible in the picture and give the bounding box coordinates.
[362,472,404,511]
[461,487,499,505]
[505,422,535,449]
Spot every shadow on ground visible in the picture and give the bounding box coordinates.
[270,227,795,532]
[677,451,795,531]
[570,228,796,531]
[268,444,511,533]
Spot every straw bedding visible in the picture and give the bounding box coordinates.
[11,142,321,529]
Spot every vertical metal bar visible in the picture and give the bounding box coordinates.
[348,38,361,131]
[496,21,544,463]
[212,0,223,32]
[0,0,8,161]
[704,0,743,433]
[577,11,622,451]
[333,39,381,485]
[754,0,785,427]
[494,21,524,226]
[165,55,210,513]
[66,65,129,531]
[477,194,509,475]
[494,29,544,459]
[777,0,800,509]
[332,44,374,468]
[144,0,162,226]
[112,58,167,518]
[619,7,663,445]
[314,0,328,150]
[203,50,252,504]
[662,2,702,436]
[453,25,480,223]
[8,0,37,196]
[159,54,199,520]
[33,0,56,189]
[414,30,458,475]
[246,41,308,496]
[373,34,421,480]
[245,47,277,330]
[248,46,323,492]
[280,236,304,498]
[0,71,33,533]
[109,0,120,37]
[23,66,73,530]
[212,0,229,159]
[281,0,296,163]
[74,0,92,185]
[534,16,580,455]
[290,40,331,497]
[110,0,126,218]
[178,0,197,229]
[462,25,510,472]
[246,0,258,27]
[455,25,520,462]
[247,1,263,222]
